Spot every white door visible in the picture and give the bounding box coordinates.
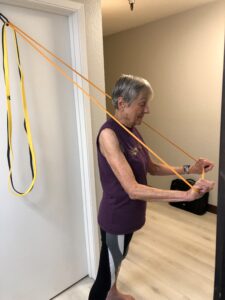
[0,3,89,300]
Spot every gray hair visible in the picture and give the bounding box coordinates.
[112,74,153,109]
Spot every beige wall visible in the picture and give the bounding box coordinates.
[104,0,225,206]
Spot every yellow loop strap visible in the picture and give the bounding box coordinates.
[2,24,37,196]
[8,23,198,190]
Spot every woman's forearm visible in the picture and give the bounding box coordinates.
[129,183,188,202]
[149,163,185,176]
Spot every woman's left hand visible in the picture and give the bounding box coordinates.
[190,158,214,174]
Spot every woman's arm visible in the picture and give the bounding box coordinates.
[148,157,214,176]
[99,128,214,203]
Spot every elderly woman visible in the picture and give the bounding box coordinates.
[88,75,214,300]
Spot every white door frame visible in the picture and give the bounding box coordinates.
[0,0,99,278]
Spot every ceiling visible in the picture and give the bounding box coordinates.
[101,0,218,36]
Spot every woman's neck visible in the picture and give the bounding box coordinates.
[114,111,133,129]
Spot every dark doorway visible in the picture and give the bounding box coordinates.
[214,43,225,300]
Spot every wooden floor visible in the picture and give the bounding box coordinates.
[54,202,216,300]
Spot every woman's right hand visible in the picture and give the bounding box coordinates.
[186,179,215,202]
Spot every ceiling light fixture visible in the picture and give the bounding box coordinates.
[128,0,135,11]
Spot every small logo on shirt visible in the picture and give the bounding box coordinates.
[129,145,142,156]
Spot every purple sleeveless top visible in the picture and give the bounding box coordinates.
[97,118,150,234]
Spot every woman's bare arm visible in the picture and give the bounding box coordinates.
[99,128,214,202]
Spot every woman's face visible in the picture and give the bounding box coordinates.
[120,89,150,127]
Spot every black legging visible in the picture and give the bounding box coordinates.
[88,228,133,300]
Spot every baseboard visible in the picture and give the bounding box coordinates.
[208,204,217,214]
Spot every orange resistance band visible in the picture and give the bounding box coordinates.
[8,21,204,190]
[8,22,203,164]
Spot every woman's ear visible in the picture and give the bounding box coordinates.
[117,97,125,110]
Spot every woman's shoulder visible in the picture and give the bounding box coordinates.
[99,118,118,131]
[98,119,122,139]
[97,119,118,147]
